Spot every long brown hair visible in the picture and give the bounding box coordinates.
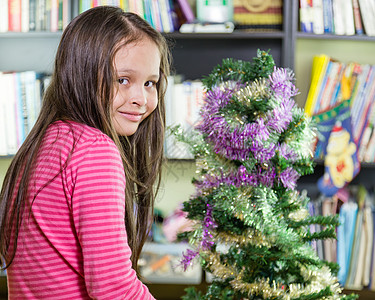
[0,6,171,273]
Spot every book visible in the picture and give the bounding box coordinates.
[23,71,39,131]
[15,72,26,146]
[361,202,373,287]
[352,0,364,34]
[62,0,69,29]
[363,103,375,162]
[350,64,372,143]
[356,70,375,152]
[21,0,29,32]
[304,54,330,116]
[2,73,18,154]
[343,0,355,35]
[151,0,164,32]
[36,0,47,31]
[51,0,59,32]
[29,0,37,30]
[312,0,324,34]
[0,73,8,155]
[345,186,366,289]
[369,205,375,290]
[159,0,173,32]
[313,59,334,114]
[322,0,334,33]
[322,197,337,262]
[176,0,195,24]
[337,200,358,285]
[358,0,375,36]
[332,0,345,35]
[299,0,314,32]
[143,0,155,28]
[0,0,8,32]
[8,0,22,32]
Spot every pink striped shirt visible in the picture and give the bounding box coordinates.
[7,120,155,300]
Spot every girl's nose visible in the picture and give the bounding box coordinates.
[130,85,147,106]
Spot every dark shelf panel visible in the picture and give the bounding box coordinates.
[169,38,283,80]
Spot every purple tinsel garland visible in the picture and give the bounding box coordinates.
[195,67,301,191]
[181,203,217,271]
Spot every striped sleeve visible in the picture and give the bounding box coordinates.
[70,135,155,300]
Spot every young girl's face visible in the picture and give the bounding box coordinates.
[112,37,161,136]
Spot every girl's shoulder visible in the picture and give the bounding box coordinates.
[45,120,118,153]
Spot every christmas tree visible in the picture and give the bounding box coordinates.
[173,50,358,299]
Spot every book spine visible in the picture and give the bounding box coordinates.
[8,0,22,32]
[352,0,364,34]
[16,72,27,145]
[143,0,154,27]
[62,0,69,29]
[3,73,18,154]
[159,0,172,32]
[24,71,38,132]
[176,0,195,23]
[299,0,314,32]
[151,0,163,31]
[51,0,59,31]
[29,0,37,31]
[21,0,29,32]
[165,0,175,31]
[0,0,8,32]
[322,0,334,33]
[0,73,8,155]
[312,0,324,34]
[343,0,355,35]
[358,0,375,36]
[332,0,345,34]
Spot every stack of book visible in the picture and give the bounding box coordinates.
[164,76,205,159]
[305,54,375,163]
[79,0,195,33]
[299,0,375,36]
[308,185,375,291]
[0,0,70,32]
[0,71,49,156]
[0,0,196,33]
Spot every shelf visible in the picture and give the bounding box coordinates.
[0,31,63,38]
[297,32,375,42]
[164,30,285,40]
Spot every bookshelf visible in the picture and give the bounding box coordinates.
[0,0,375,299]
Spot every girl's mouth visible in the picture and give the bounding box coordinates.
[119,111,144,122]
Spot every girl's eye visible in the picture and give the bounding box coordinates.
[118,78,129,85]
[145,81,156,88]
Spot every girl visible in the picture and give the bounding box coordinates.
[0,6,170,299]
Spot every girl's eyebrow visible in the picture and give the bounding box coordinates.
[117,69,160,81]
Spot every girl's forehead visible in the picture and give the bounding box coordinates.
[114,38,161,75]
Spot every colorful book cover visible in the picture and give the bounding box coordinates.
[337,200,358,285]
[305,54,330,116]
[313,100,360,196]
